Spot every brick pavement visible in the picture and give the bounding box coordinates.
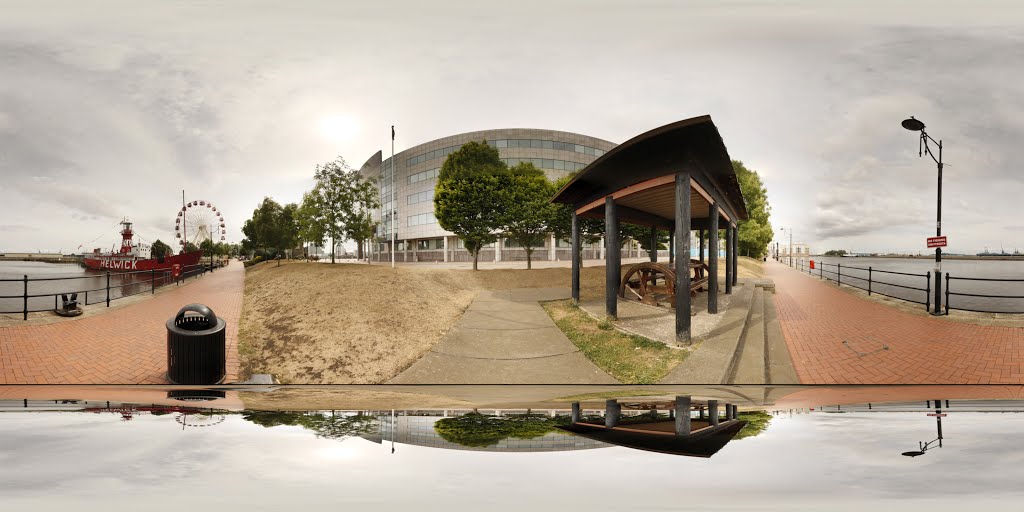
[0,262,243,384]
[768,260,1024,384]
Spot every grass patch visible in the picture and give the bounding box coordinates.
[734,410,772,440]
[542,299,689,384]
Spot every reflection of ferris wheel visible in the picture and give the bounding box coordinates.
[175,411,226,429]
[175,200,227,247]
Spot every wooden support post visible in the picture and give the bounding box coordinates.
[708,400,720,426]
[674,172,692,344]
[571,211,581,304]
[708,204,719,314]
[725,224,733,294]
[572,402,581,423]
[649,226,657,262]
[674,395,692,437]
[605,196,619,320]
[605,399,620,428]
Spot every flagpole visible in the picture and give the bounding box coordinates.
[391,125,396,269]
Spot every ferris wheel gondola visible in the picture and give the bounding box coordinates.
[176,199,228,247]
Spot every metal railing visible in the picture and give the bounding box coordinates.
[945,274,1024,314]
[794,259,932,311]
[0,261,220,320]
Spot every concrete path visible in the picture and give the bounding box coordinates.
[767,259,1024,384]
[0,261,243,384]
[388,287,618,384]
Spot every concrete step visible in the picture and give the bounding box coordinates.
[764,290,799,384]
[730,286,767,383]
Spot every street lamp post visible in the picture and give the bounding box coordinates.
[901,116,944,315]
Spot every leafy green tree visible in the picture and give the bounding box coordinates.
[433,413,569,448]
[499,163,557,269]
[305,157,379,263]
[184,241,200,254]
[150,239,171,259]
[824,249,847,256]
[548,173,605,267]
[241,197,285,258]
[297,190,327,258]
[620,224,669,258]
[434,141,508,270]
[280,202,300,258]
[734,160,774,258]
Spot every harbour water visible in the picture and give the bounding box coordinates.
[794,256,1024,313]
[0,261,172,314]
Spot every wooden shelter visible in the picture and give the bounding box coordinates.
[551,115,747,344]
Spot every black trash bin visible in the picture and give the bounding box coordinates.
[166,304,226,384]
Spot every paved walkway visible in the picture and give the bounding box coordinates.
[388,287,618,384]
[0,262,243,384]
[767,260,1024,384]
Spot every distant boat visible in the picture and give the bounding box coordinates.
[82,219,202,271]
[977,246,1013,257]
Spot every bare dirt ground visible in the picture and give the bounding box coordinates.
[238,260,612,384]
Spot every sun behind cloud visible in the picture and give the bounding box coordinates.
[317,114,360,144]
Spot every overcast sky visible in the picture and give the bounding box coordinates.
[1,1,1023,254]
[3,410,1024,510]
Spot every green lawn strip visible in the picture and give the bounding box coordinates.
[551,389,672,402]
[541,300,688,384]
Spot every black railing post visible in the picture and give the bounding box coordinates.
[22,274,28,320]
[106,271,111,307]
[837,263,841,287]
[945,273,950,315]
[925,271,931,312]
[820,264,823,280]
[151,268,155,294]
[868,267,872,296]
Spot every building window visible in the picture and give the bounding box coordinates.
[407,213,436,226]
[408,168,440,184]
[407,189,434,205]
[416,239,444,250]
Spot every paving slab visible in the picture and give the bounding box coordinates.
[767,260,1024,384]
[660,284,754,384]
[0,262,244,384]
[389,288,617,384]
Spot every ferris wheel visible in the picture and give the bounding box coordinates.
[175,200,227,248]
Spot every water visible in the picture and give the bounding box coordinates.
[1,385,1023,510]
[0,261,173,314]
[793,256,1024,313]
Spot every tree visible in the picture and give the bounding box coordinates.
[280,202,300,258]
[734,160,774,258]
[306,157,379,263]
[433,413,569,448]
[824,249,847,256]
[434,141,508,270]
[620,224,669,258]
[549,173,605,264]
[242,197,284,258]
[151,239,171,259]
[499,163,557,269]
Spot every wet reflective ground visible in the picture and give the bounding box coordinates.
[2,385,1024,510]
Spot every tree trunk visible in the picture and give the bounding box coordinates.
[331,235,336,264]
[526,247,533,270]
[472,249,479,271]
[357,239,364,260]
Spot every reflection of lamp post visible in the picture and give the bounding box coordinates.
[902,399,945,457]
[901,117,944,315]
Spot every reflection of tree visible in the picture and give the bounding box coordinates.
[242,410,377,440]
[434,413,570,448]
[733,411,771,440]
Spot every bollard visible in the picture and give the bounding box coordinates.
[925,272,931,312]
[945,273,950,315]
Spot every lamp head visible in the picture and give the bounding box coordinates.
[902,117,926,132]
[901,451,926,457]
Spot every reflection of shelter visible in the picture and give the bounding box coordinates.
[558,396,746,457]
[552,116,748,344]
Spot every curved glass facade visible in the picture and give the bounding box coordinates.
[359,128,617,263]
